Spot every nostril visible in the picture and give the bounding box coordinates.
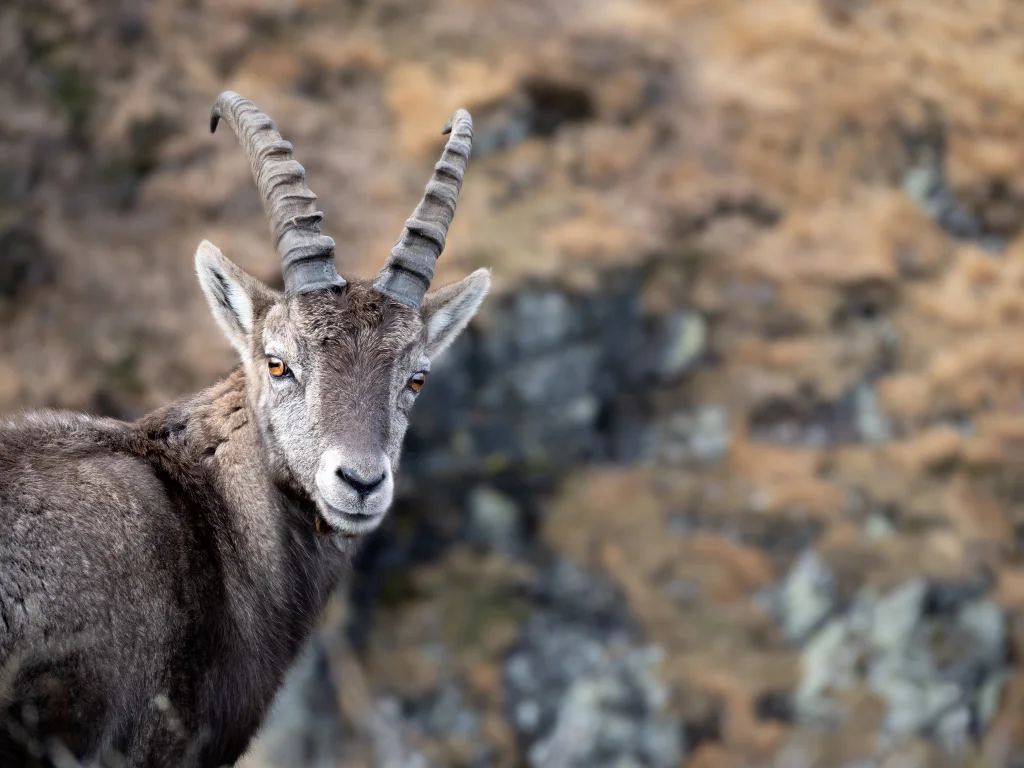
[336,468,386,497]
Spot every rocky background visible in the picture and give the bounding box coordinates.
[4,0,1024,765]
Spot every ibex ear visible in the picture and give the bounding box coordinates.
[421,268,491,359]
[195,240,274,357]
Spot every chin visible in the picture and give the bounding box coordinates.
[316,496,391,537]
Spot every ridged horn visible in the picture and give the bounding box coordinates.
[210,91,345,295]
[373,109,473,308]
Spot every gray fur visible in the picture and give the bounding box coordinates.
[0,225,489,763]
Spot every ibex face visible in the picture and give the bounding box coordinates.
[201,92,489,536]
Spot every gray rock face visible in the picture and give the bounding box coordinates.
[393,683,489,767]
[660,405,731,464]
[782,560,1010,752]
[853,383,893,445]
[658,311,708,378]
[503,560,684,768]
[527,646,683,768]
[901,150,1006,252]
[0,226,54,305]
[777,550,838,645]
[246,641,343,768]
[466,485,523,555]
[401,273,705,481]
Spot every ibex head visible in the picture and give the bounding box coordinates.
[197,92,489,536]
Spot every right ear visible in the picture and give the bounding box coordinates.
[195,240,274,358]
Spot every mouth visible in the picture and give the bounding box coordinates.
[315,498,385,538]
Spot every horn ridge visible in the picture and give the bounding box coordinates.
[373,109,473,308]
[210,91,345,295]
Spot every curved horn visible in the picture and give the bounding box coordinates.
[373,109,473,308]
[210,91,345,295]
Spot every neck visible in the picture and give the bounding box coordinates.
[137,366,295,501]
[135,366,352,632]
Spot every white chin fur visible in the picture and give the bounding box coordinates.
[317,500,390,536]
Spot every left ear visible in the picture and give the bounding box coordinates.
[195,240,275,359]
[421,268,491,358]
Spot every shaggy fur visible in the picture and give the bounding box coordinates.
[0,261,488,767]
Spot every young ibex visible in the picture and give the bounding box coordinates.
[0,91,489,767]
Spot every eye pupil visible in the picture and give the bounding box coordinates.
[408,372,426,392]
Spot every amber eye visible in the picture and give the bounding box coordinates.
[407,371,427,393]
[267,356,290,378]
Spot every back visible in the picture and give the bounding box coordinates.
[0,411,188,761]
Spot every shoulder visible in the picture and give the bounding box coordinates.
[0,411,179,559]
[0,410,158,497]
[0,409,138,457]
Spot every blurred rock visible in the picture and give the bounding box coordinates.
[660,405,732,464]
[0,226,54,305]
[466,486,523,556]
[530,558,631,629]
[7,0,1024,765]
[659,311,708,378]
[501,558,681,766]
[404,270,698,480]
[853,384,892,446]
[245,641,342,768]
[527,646,684,768]
[795,577,1009,749]
[778,550,838,645]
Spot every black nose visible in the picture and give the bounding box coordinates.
[336,468,386,498]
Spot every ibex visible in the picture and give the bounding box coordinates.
[0,91,489,767]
